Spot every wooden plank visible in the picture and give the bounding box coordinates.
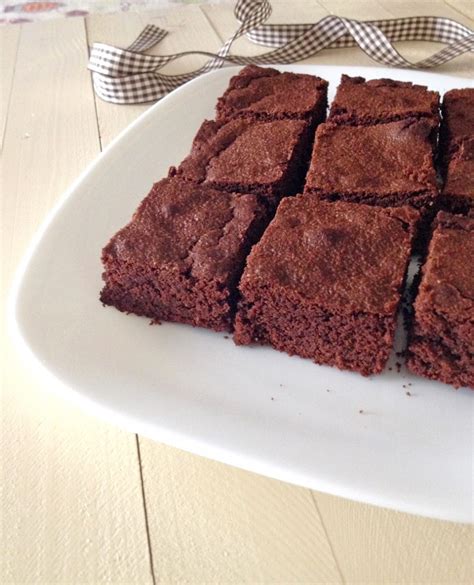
[1,18,152,584]
[315,492,473,584]
[140,442,343,583]
[445,0,474,21]
[0,26,20,151]
[376,0,474,24]
[88,7,342,582]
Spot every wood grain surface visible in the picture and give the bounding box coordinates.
[1,2,473,583]
[1,18,152,584]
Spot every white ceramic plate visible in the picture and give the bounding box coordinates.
[10,65,473,523]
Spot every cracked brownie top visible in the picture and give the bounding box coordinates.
[328,74,439,125]
[416,211,474,317]
[305,119,438,200]
[441,88,474,154]
[239,196,419,315]
[443,137,474,202]
[101,177,266,281]
[172,117,309,194]
[216,65,328,122]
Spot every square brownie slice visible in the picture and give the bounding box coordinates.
[407,212,474,389]
[328,75,439,126]
[304,119,438,212]
[171,117,312,205]
[100,178,268,332]
[216,65,328,125]
[440,88,474,160]
[234,197,419,376]
[442,138,474,213]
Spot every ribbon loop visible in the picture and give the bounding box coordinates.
[127,24,168,53]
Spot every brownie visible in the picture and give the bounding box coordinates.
[328,75,440,126]
[439,88,474,159]
[171,117,312,205]
[234,197,419,376]
[407,212,474,389]
[304,119,438,211]
[442,137,474,212]
[216,65,328,125]
[100,178,268,332]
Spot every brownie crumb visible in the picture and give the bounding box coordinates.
[395,362,402,372]
[224,335,229,339]
[359,409,364,414]
[406,391,412,396]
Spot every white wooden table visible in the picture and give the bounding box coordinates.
[1,2,473,583]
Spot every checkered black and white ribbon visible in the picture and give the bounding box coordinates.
[88,0,474,104]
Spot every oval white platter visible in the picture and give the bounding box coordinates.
[10,64,473,523]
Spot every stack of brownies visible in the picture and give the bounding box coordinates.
[100,66,474,389]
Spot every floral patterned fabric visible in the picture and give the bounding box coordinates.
[1,0,230,25]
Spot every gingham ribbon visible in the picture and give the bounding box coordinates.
[88,0,474,104]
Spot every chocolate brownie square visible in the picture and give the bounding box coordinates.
[442,138,474,212]
[100,178,268,332]
[171,117,312,205]
[216,65,328,125]
[440,88,474,159]
[234,197,419,376]
[407,212,474,389]
[328,75,439,126]
[304,119,438,211]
